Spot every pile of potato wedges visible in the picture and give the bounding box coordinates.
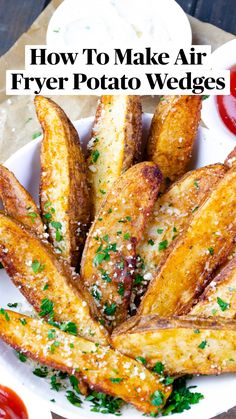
[1,94,236,415]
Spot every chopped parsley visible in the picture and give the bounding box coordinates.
[157,228,164,234]
[158,240,168,251]
[7,302,18,308]
[31,260,45,273]
[150,390,164,407]
[93,240,117,266]
[198,340,207,349]
[194,180,199,189]
[153,362,164,375]
[48,329,56,340]
[99,269,112,283]
[0,308,10,321]
[123,232,130,240]
[16,352,27,363]
[208,247,214,255]
[91,284,101,301]
[202,95,210,100]
[148,239,155,246]
[51,375,61,392]
[19,318,27,325]
[66,390,82,407]
[33,367,48,378]
[99,189,106,195]
[109,378,123,384]
[136,356,147,365]
[43,284,49,291]
[86,391,123,415]
[192,205,199,213]
[39,298,54,317]
[60,322,78,336]
[27,211,38,222]
[32,132,41,140]
[194,329,200,334]
[162,376,204,415]
[217,297,230,311]
[50,221,63,242]
[118,283,125,296]
[91,150,100,163]
[69,375,81,395]
[104,302,116,316]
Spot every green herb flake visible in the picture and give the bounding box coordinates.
[217,296,230,311]
[19,318,27,326]
[99,189,106,195]
[31,260,45,274]
[43,284,49,291]
[7,303,18,308]
[66,390,82,407]
[194,329,200,334]
[48,329,56,340]
[60,322,78,336]
[0,308,10,321]
[153,362,164,375]
[158,240,168,251]
[135,356,146,365]
[50,375,61,392]
[148,239,155,246]
[150,390,164,407]
[27,212,38,222]
[33,367,48,378]
[118,283,125,296]
[202,95,210,100]
[69,375,81,395]
[194,180,199,189]
[32,132,41,140]
[17,352,27,363]
[162,376,204,414]
[91,150,100,163]
[198,340,207,349]
[39,298,54,317]
[109,378,124,384]
[192,205,199,213]
[123,232,130,240]
[208,247,214,255]
[104,302,116,316]
[157,228,164,234]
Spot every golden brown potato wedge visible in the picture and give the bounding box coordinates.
[191,257,236,318]
[0,310,171,414]
[0,165,44,236]
[138,165,236,317]
[0,213,109,346]
[87,95,142,215]
[81,162,162,329]
[35,95,90,266]
[112,315,236,376]
[134,164,225,302]
[147,95,202,184]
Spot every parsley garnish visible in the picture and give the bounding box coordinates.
[66,391,82,407]
[157,228,164,234]
[91,150,100,163]
[33,367,48,378]
[99,268,112,283]
[104,302,116,316]
[194,180,199,189]
[51,375,61,391]
[150,390,164,407]
[69,375,81,395]
[198,340,207,349]
[27,211,38,222]
[19,318,27,325]
[32,132,41,140]
[162,376,204,414]
[31,260,45,273]
[208,247,214,255]
[136,356,146,365]
[86,391,123,415]
[158,240,168,251]
[16,352,27,363]
[123,232,130,240]
[0,308,10,321]
[7,303,18,308]
[153,362,164,375]
[118,283,125,296]
[60,322,78,336]
[109,378,123,384]
[148,239,155,246]
[39,298,54,317]
[217,297,230,311]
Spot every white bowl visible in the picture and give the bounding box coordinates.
[202,39,236,141]
[46,0,192,48]
[1,114,236,419]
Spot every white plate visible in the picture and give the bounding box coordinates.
[1,114,236,419]
[202,39,236,141]
[46,0,192,48]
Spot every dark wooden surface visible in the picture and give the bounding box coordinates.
[0,0,235,57]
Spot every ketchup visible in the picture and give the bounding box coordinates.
[216,64,236,135]
[0,385,28,419]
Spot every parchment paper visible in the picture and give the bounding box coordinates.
[0,1,235,418]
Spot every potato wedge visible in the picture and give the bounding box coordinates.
[81,162,162,329]
[35,95,90,266]
[139,165,236,317]
[0,213,109,346]
[191,257,236,318]
[112,315,236,376]
[134,164,225,303]
[87,95,142,215]
[147,95,202,184]
[0,310,171,414]
[0,165,44,236]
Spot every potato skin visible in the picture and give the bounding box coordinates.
[87,95,142,216]
[139,166,236,317]
[112,315,236,375]
[147,95,202,183]
[81,162,162,330]
[35,95,90,267]
[0,310,171,414]
[0,165,44,235]
[191,257,236,318]
[134,164,225,304]
[0,213,109,346]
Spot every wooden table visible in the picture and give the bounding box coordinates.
[0,0,235,56]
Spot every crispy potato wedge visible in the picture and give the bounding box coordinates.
[139,166,236,317]
[35,95,90,266]
[87,95,142,215]
[147,95,202,184]
[81,162,162,329]
[191,257,236,318]
[0,213,109,346]
[0,165,44,236]
[134,164,225,301]
[112,315,236,376]
[0,310,171,414]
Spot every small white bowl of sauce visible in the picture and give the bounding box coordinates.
[0,365,52,419]
[202,39,236,142]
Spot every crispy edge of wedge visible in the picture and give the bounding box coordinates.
[111,314,236,375]
[147,95,202,183]
[0,164,44,235]
[81,162,162,329]
[87,95,142,215]
[0,212,109,346]
[0,310,171,414]
[35,95,90,266]
[191,256,236,318]
[138,166,236,317]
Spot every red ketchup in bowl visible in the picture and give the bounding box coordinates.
[0,385,28,419]
[216,64,236,135]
